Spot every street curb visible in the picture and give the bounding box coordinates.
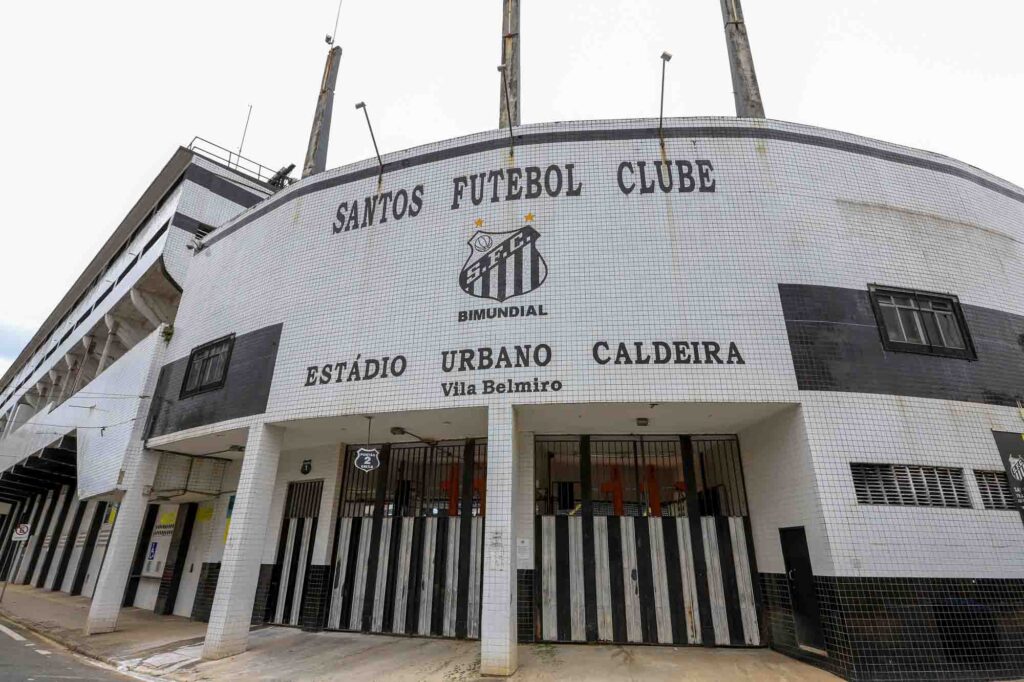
[0,605,122,668]
[0,603,269,676]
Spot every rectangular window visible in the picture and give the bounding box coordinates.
[974,470,1015,510]
[851,463,971,508]
[180,334,234,398]
[869,285,975,359]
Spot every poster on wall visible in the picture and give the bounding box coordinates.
[992,431,1024,525]
[224,495,235,543]
[141,508,177,578]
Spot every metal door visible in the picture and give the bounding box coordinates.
[779,526,826,654]
[534,435,762,647]
[326,440,486,639]
[268,480,323,626]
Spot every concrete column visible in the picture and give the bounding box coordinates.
[480,405,519,676]
[70,336,96,394]
[96,328,117,374]
[56,355,78,405]
[8,403,37,435]
[202,424,283,660]
[85,448,160,634]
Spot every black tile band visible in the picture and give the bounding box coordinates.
[762,573,1024,681]
[184,164,265,209]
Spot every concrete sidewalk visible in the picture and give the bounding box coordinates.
[0,583,208,665]
[0,583,838,681]
[163,628,839,681]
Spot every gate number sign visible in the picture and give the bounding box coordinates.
[11,524,30,542]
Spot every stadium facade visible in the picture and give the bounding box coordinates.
[1,40,1023,682]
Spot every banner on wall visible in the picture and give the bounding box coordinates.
[992,431,1024,525]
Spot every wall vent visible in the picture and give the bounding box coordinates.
[851,463,971,508]
[973,470,1014,510]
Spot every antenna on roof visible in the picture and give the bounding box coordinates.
[236,104,253,166]
[326,0,343,46]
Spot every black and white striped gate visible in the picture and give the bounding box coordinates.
[268,479,323,626]
[534,435,762,647]
[327,440,486,639]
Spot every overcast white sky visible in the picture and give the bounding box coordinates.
[1,1,1022,375]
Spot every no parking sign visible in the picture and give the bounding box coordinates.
[11,524,29,542]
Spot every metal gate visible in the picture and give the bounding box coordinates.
[534,435,761,647]
[327,440,486,639]
[268,479,323,626]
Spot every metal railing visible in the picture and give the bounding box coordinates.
[187,137,289,186]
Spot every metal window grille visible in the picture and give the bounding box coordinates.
[693,436,748,517]
[284,479,323,518]
[337,440,486,519]
[534,438,582,516]
[534,435,748,518]
[181,335,234,397]
[851,463,971,508]
[974,470,1015,511]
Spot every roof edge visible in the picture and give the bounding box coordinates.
[0,147,196,392]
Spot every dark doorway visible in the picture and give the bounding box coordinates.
[779,526,826,654]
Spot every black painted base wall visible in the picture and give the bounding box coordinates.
[190,562,221,623]
[253,564,274,625]
[300,565,330,632]
[517,569,535,643]
[761,573,1024,681]
[190,561,278,626]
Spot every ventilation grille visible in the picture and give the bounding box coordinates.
[851,463,971,508]
[974,470,1014,511]
[284,479,323,518]
[194,223,215,239]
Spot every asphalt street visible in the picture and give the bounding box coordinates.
[0,616,133,682]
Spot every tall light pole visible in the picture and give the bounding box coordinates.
[498,65,516,157]
[720,0,765,118]
[302,45,343,178]
[499,0,520,128]
[355,102,384,186]
[659,52,672,147]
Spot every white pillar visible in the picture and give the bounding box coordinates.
[480,405,519,676]
[202,423,283,660]
[85,449,160,634]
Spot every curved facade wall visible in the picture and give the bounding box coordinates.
[167,117,1024,416]
[148,118,1024,678]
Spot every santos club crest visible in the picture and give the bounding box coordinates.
[1010,455,1024,482]
[459,225,547,302]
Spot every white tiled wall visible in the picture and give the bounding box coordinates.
[156,117,1024,586]
[103,119,1024,659]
